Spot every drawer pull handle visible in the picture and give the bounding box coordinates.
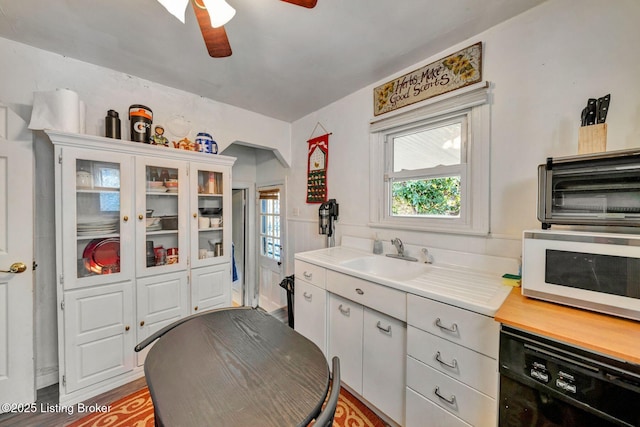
[435,318,458,333]
[435,351,458,369]
[303,272,313,279]
[434,387,456,405]
[355,288,364,295]
[303,291,313,301]
[376,321,391,334]
[338,304,350,316]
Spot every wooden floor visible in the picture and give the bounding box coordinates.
[0,377,147,427]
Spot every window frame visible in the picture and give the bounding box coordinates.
[369,83,490,235]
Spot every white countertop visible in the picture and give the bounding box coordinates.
[294,241,518,317]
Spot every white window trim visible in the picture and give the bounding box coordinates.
[369,82,490,235]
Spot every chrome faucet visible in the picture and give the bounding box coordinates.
[391,238,405,256]
[386,238,418,261]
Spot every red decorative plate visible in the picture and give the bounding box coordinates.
[82,238,120,274]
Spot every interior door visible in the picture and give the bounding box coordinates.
[257,185,286,313]
[0,138,35,409]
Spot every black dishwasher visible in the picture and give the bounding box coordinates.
[499,326,640,427]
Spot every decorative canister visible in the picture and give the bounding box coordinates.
[105,110,121,139]
[146,241,155,267]
[76,169,93,188]
[129,104,153,143]
[154,246,166,266]
[196,132,213,154]
[167,248,179,264]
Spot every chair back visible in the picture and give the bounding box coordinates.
[314,356,341,427]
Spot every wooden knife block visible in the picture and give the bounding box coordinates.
[578,123,607,154]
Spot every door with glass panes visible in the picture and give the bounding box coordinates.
[62,148,134,288]
[135,158,188,276]
[257,185,285,313]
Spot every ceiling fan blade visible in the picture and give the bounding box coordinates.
[281,0,318,8]
[192,0,232,57]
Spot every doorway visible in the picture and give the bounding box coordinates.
[231,188,246,306]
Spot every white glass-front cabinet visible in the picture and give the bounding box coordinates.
[189,162,232,313]
[49,130,235,405]
[57,147,137,398]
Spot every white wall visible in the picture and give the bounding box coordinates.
[0,38,292,164]
[287,0,640,265]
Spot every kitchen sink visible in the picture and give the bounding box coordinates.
[340,255,431,281]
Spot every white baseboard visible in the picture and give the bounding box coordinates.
[36,366,59,390]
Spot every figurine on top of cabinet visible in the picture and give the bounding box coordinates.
[172,137,196,151]
[150,125,169,147]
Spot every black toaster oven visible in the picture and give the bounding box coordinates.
[538,148,640,229]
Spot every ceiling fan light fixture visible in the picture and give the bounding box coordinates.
[201,0,236,28]
[157,0,190,23]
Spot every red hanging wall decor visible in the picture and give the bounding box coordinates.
[306,133,329,203]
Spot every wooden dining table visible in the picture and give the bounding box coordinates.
[138,307,330,427]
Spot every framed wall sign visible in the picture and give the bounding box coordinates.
[373,42,483,116]
[306,133,329,203]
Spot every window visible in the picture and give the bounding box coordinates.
[369,84,490,235]
[96,162,120,212]
[389,116,466,218]
[259,188,281,261]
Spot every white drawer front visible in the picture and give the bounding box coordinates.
[295,260,326,289]
[326,270,406,321]
[407,356,496,427]
[406,387,471,427]
[407,326,498,398]
[407,294,498,358]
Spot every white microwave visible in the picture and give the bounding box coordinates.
[522,229,640,321]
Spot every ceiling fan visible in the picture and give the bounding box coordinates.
[158,0,318,58]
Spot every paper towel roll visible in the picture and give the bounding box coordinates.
[29,88,83,133]
[79,100,86,134]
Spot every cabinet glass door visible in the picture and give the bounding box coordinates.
[191,163,229,268]
[63,149,133,289]
[137,158,188,276]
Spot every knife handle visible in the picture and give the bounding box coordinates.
[586,98,597,126]
[596,94,610,124]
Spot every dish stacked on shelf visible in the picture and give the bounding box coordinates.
[77,216,119,236]
[146,217,162,231]
[165,179,178,193]
[148,181,167,193]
